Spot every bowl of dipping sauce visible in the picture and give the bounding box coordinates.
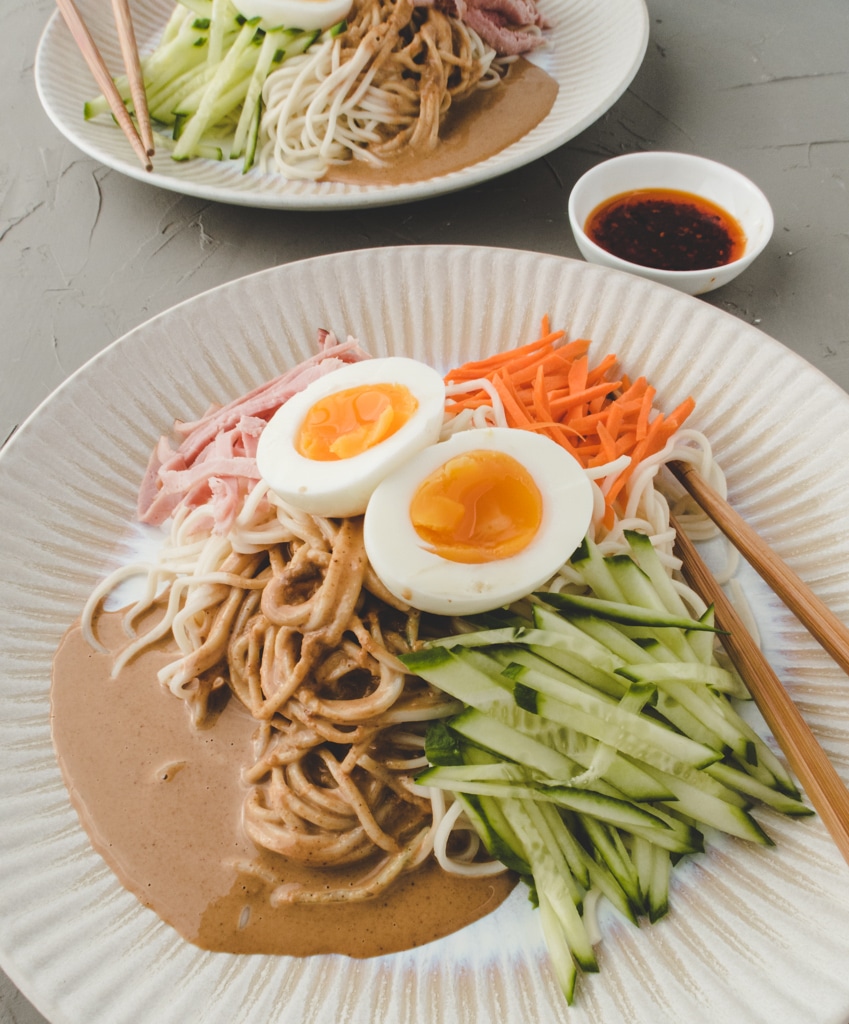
[568,151,774,295]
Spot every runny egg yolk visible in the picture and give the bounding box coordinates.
[296,383,419,462]
[409,449,543,564]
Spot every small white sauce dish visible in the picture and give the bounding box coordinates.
[567,151,774,295]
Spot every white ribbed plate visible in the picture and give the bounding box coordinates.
[2,246,849,1024]
[34,0,647,209]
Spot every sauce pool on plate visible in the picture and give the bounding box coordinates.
[584,188,747,272]
[50,611,516,957]
[325,58,559,187]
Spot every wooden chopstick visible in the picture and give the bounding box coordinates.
[56,0,153,171]
[110,0,154,156]
[670,515,849,868]
[669,460,849,677]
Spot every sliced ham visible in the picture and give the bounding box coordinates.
[137,332,371,533]
[172,334,371,464]
[418,0,548,54]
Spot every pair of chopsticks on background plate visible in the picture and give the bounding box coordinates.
[56,0,154,171]
[669,461,849,869]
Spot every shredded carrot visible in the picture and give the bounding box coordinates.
[635,384,657,441]
[588,394,608,416]
[509,352,574,387]
[444,331,565,381]
[614,430,638,457]
[532,364,552,424]
[568,354,589,394]
[492,372,535,430]
[585,352,618,386]
[666,396,696,429]
[604,400,624,443]
[442,317,696,531]
[590,421,617,467]
[551,381,623,419]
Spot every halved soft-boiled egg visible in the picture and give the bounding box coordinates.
[256,356,446,518]
[363,427,594,616]
[233,0,353,31]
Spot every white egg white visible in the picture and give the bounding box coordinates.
[256,356,446,518]
[363,427,595,616]
[233,0,352,31]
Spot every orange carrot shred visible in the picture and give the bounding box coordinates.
[532,364,552,423]
[493,372,534,430]
[604,404,623,447]
[568,354,589,394]
[551,381,623,419]
[666,395,696,429]
[444,331,565,381]
[586,353,618,386]
[636,385,657,441]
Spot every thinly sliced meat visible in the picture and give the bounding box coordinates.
[417,0,547,54]
[174,336,371,464]
[137,332,371,532]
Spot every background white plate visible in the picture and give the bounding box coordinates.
[34,0,648,210]
[2,246,849,1024]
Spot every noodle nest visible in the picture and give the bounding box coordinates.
[258,0,508,179]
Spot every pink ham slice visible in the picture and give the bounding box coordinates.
[418,0,548,55]
[137,332,371,533]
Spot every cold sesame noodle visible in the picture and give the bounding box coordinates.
[258,0,514,180]
[81,329,727,906]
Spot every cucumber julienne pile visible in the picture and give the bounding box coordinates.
[85,0,336,169]
[405,531,811,1004]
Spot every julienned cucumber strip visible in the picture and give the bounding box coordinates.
[538,891,579,1003]
[537,590,723,632]
[687,605,721,668]
[580,533,751,697]
[449,705,675,801]
[495,645,625,703]
[630,833,672,922]
[534,603,654,667]
[417,763,685,838]
[208,0,237,64]
[176,0,214,18]
[609,553,707,664]
[623,530,693,618]
[231,26,292,159]
[536,801,591,890]
[507,665,723,773]
[446,707,644,800]
[569,536,628,602]
[431,621,629,696]
[165,40,256,116]
[705,761,812,815]
[499,798,598,972]
[578,814,641,907]
[453,792,532,875]
[618,664,754,761]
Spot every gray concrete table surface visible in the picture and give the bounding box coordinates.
[1,0,847,1020]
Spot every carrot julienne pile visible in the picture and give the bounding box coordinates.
[443,316,696,529]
